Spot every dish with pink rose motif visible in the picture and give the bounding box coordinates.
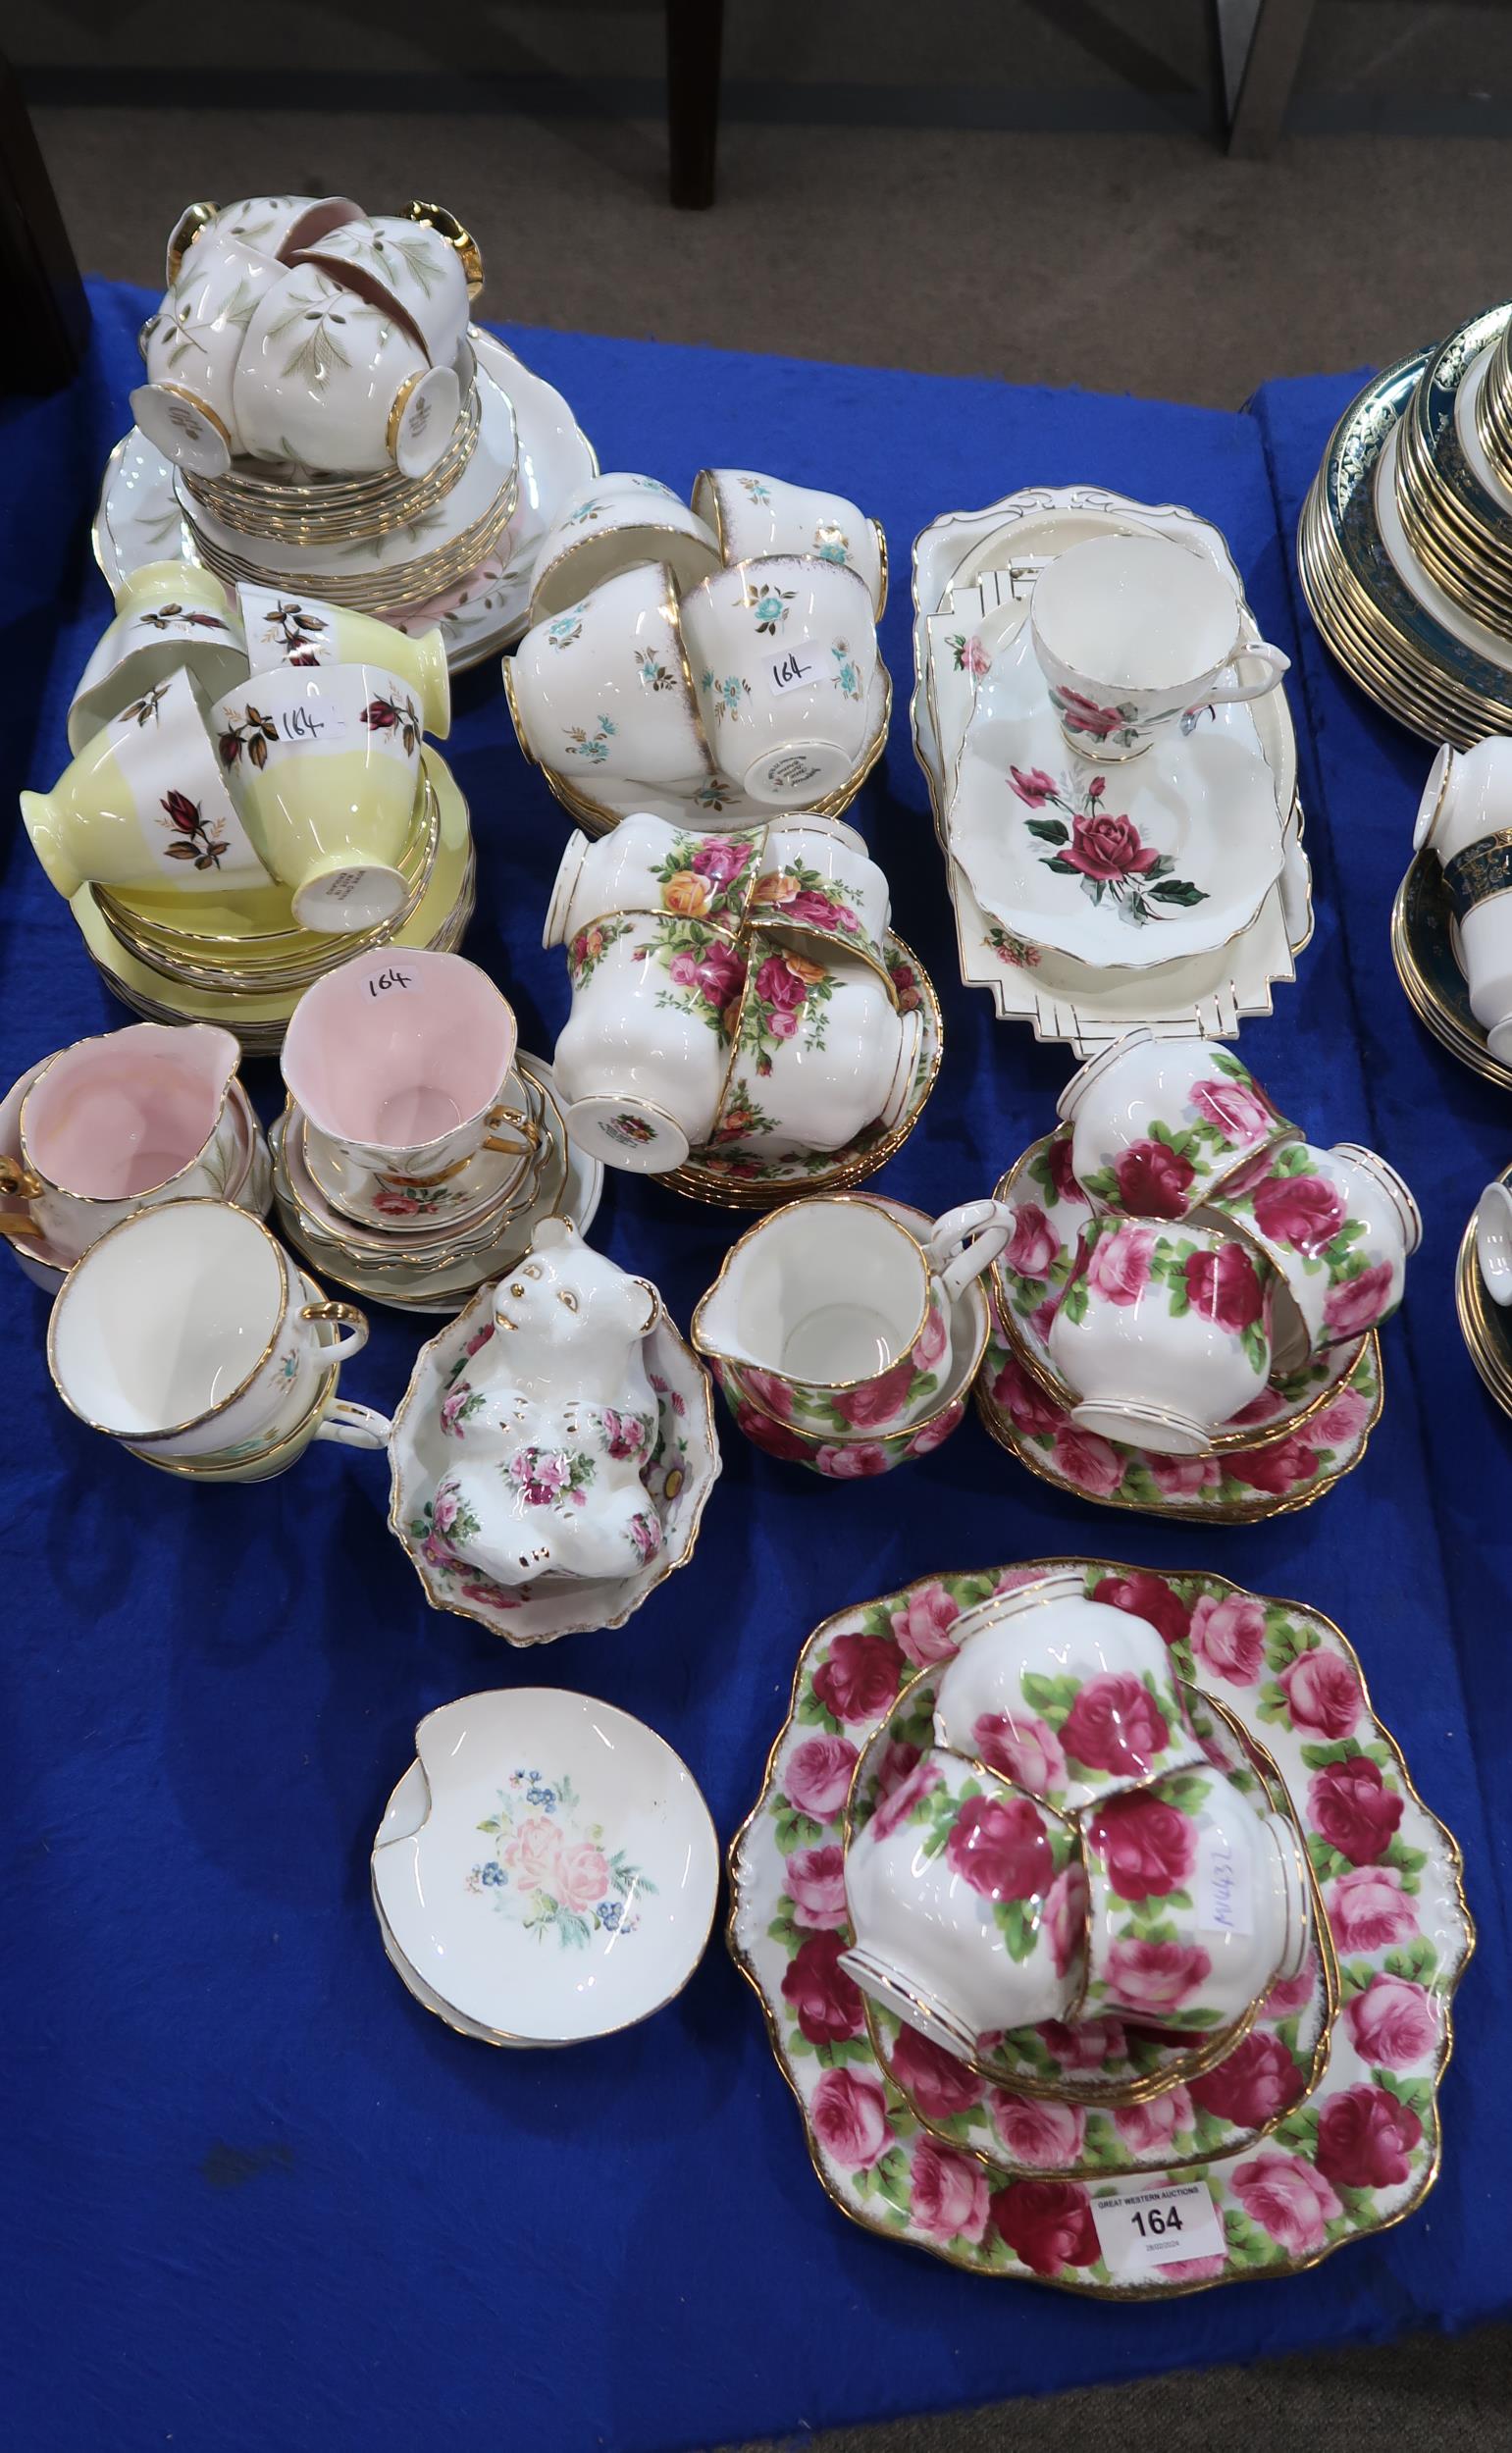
[728,1559,1472,2295]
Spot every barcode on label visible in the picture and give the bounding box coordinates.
[1090,2179,1225,2277]
[767,643,824,698]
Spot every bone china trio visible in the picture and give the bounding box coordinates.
[5,185,1479,2295]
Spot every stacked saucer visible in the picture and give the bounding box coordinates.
[1299,302,1512,746]
[913,488,1312,1055]
[1457,1175,1512,1416]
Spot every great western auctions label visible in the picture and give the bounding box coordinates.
[766,642,824,698]
[1196,1825,1252,1938]
[1090,2180,1225,2277]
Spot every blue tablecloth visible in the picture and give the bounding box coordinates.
[3,283,1508,2453]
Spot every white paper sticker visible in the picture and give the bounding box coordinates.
[766,642,826,698]
[1196,1824,1253,1939]
[278,702,349,746]
[1090,2180,1225,2277]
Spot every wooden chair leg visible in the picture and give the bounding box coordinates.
[666,0,723,210]
[1214,0,1320,158]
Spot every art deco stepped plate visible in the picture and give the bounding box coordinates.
[948,623,1283,971]
[93,331,598,672]
[729,1560,1472,2296]
[374,1690,719,2044]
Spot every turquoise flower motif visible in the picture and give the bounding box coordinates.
[831,642,863,702]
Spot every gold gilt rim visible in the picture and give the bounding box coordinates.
[689,1193,939,1390]
[1455,1199,1512,1415]
[1389,858,1512,1092]
[724,1555,1473,2299]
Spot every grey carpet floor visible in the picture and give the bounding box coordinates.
[26,81,1512,2453]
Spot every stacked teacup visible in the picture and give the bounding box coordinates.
[545,810,921,1176]
[506,468,889,834]
[840,1572,1315,2085]
[1005,1030,1419,1460]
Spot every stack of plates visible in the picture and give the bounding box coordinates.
[912,487,1313,1055]
[1390,850,1512,1090]
[1457,1180,1512,1415]
[1299,303,1512,747]
[73,751,476,1055]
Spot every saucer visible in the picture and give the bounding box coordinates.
[948,620,1283,973]
[1391,850,1512,1090]
[301,1068,546,1234]
[729,1557,1471,2295]
[386,1285,719,1644]
[1456,1180,1512,1416]
[94,330,598,673]
[282,1072,551,1262]
[666,932,940,1208]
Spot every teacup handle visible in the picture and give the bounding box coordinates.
[483,1101,542,1158]
[313,1396,392,1452]
[300,1298,369,1362]
[925,1199,1013,1304]
[1207,638,1291,708]
[0,1155,44,1204]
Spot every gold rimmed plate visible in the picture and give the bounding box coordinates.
[1390,851,1512,1090]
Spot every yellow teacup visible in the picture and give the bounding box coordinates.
[237,584,450,739]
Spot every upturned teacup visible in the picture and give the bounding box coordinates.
[747,814,893,985]
[1081,1762,1311,2033]
[543,814,765,952]
[931,1569,1206,1813]
[840,1745,1087,2060]
[507,561,713,792]
[690,469,887,616]
[168,193,362,281]
[1030,533,1290,761]
[1058,1028,1295,1219]
[1047,1215,1277,1455]
[704,934,917,1158]
[237,584,450,740]
[691,1192,1011,1432]
[529,473,722,621]
[552,912,746,1173]
[131,231,284,472]
[679,553,878,808]
[1196,1139,1420,1370]
[233,260,457,476]
[289,212,471,370]
[69,562,247,753]
[48,1200,370,1463]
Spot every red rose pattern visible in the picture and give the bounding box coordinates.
[1278,1647,1362,1739]
[909,2136,989,2243]
[1251,1172,1346,1254]
[1226,1435,1320,1496]
[1183,1239,1266,1333]
[1327,1866,1418,1954]
[1342,1975,1438,2069]
[1307,1756,1403,1865]
[944,1793,1055,1902]
[1087,1790,1197,1901]
[988,2093,1086,2168]
[1102,1936,1213,2016]
[1314,2084,1422,2190]
[990,2178,1099,2275]
[1231,2151,1341,2255]
[784,1843,849,1930]
[808,2065,889,2168]
[1189,1075,1275,1145]
[834,1355,916,1430]
[780,1931,864,2045]
[1050,1423,1125,1496]
[1060,1672,1173,1778]
[887,2020,984,2120]
[1324,1260,1396,1339]
[1187,2028,1304,2126]
[1114,1138,1196,1220]
[1091,1570,1191,1649]
[1004,1202,1060,1279]
[812,1632,906,1725]
[1188,1592,1267,1685]
[1047,1135,1088,1206]
[783,1734,860,1821]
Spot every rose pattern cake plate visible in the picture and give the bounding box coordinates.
[728,1560,1472,2296]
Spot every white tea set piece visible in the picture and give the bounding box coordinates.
[406,1219,665,1589]
[0,1021,241,1263]
[750,814,893,981]
[509,561,713,792]
[707,934,920,1158]
[23,666,271,903]
[48,1199,369,1462]
[1198,1139,1422,1369]
[1475,1179,1512,1306]
[551,911,739,1174]
[210,661,424,930]
[1058,1028,1294,1215]
[1047,1215,1277,1455]
[1416,738,1512,1063]
[237,584,451,739]
[840,1743,1087,2057]
[282,949,522,1195]
[948,618,1285,971]
[691,468,887,616]
[232,259,458,476]
[931,1569,1205,1812]
[529,472,723,621]
[68,561,247,753]
[287,212,471,369]
[131,230,285,475]
[543,812,765,951]
[691,1193,1009,1429]
[680,554,877,807]
[166,193,363,282]
[372,1689,719,2045]
[1029,533,1290,762]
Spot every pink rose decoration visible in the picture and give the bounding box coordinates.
[1251,1171,1346,1254]
[1324,1259,1397,1339]
[809,2066,890,2169]
[1315,2083,1422,2189]
[1087,1791,1196,1901]
[1261,1957,1320,2020]
[833,1355,915,1430]
[1043,1864,1088,1980]
[786,886,845,931]
[871,1754,942,1841]
[990,2177,1099,2275]
[812,1632,905,1724]
[735,1401,811,1463]
[1114,1139,1196,1221]
[889,1581,962,1667]
[783,1733,860,1822]
[871,1738,922,1817]
[1227,1434,1320,1497]
[990,1356,1064,1435]
[755,951,809,1012]
[780,1931,863,2045]
[501,1814,564,1895]
[1278,1646,1362,1739]
[1188,2029,1304,2126]
[1091,1569,1191,1648]
[1085,1221,1156,1306]
[1314,1385,1371,1447]
[695,942,746,1014]
[1343,1974,1438,2069]
[912,1297,950,1370]
[1065,807,1161,882]
[1103,1936,1213,2015]
[1010,765,1058,807]
[1113,2085,1193,2152]
[1328,1866,1419,1953]
[1040,2014,1128,2072]
[1189,1074,1275,1145]
[1047,1134,1088,1206]
[554,1840,612,1913]
[1188,1592,1266,1685]
[944,1793,1054,1902]
[739,1366,796,1421]
[1149,1451,1221,1496]
[431,1481,460,1535]
[1231,2151,1341,2255]
[989,2093,1086,2168]
[910,2137,990,2244]
[1004,1202,1060,1279]
[906,1401,965,1458]
[692,836,754,885]
[816,1439,892,1477]
[1051,1423,1125,1496]
[971,1710,1067,1796]
[785,1843,849,1930]
[888,2020,983,2118]
[1308,1755,1403,1864]
[1184,1239,1266,1333]
[1061,1671,1173,1779]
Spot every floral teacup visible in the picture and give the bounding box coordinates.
[508,561,712,792]
[68,561,246,754]
[704,934,918,1158]
[528,472,722,622]
[748,814,893,990]
[543,813,764,951]
[1197,1140,1420,1373]
[1058,1028,1295,1220]
[553,912,746,1174]
[1047,1216,1277,1456]
[233,259,457,475]
[679,553,877,808]
[690,469,887,617]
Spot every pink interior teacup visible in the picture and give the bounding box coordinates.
[282,950,517,1179]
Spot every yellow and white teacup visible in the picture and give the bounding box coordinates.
[237,584,450,740]
[68,561,247,753]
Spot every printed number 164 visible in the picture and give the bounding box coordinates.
[1132,2205,1183,2239]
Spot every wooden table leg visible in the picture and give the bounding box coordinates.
[666,0,723,210]
[1213,0,1320,158]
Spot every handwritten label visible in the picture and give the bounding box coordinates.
[279,703,348,745]
[1090,2180,1225,2278]
[766,642,825,699]
[1196,1825,1252,1939]
[366,965,415,993]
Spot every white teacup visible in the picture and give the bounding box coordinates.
[690,469,887,616]
[543,813,765,950]
[233,260,457,476]
[552,913,744,1173]
[507,561,712,792]
[236,585,450,740]
[1198,1139,1420,1369]
[748,814,893,985]
[679,553,878,808]
[1030,533,1290,762]
[168,194,362,281]
[289,213,471,369]
[23,668,271,904]
[68,561,247,754]
[529,472,723,621]
[1416,738,1512,1062]
[209,661,423,931]
[1047,1215,1277,1455]
[48,1201,370,1462]
[707,936,917,1158]
[282,948,522,1184]
[1477,1180,1512,1306]
[0,1021,242,1264]
[1058,1028,1295,1217]
[131,232,284,472]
